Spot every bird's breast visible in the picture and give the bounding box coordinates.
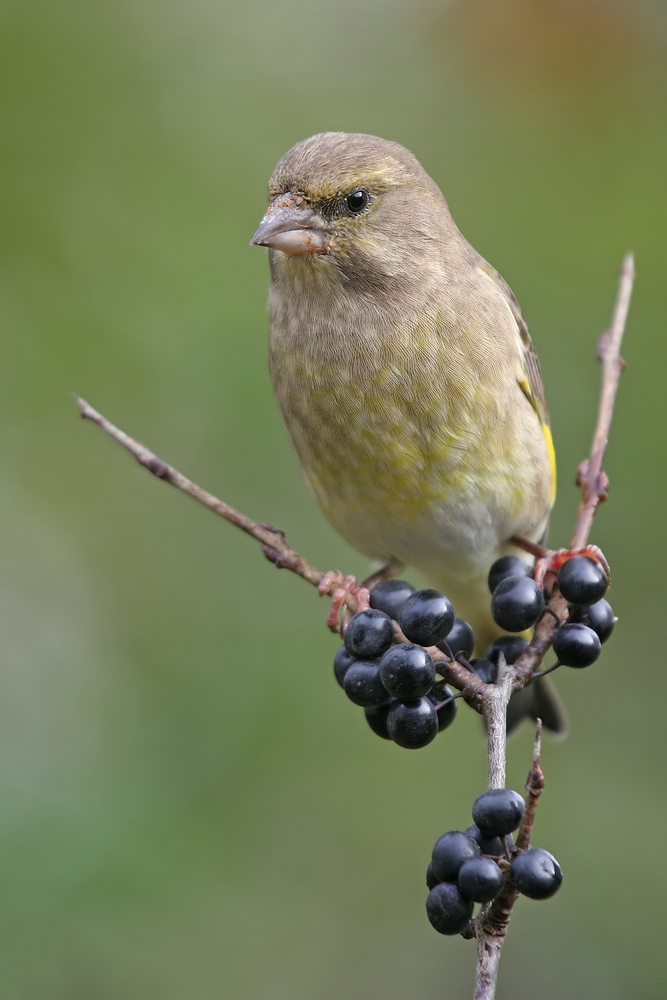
[268,268,552,574]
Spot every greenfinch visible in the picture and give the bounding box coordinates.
[252,132,564,732]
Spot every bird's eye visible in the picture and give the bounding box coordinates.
[345,189,369,214]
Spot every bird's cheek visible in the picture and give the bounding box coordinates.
[328,231,369,266]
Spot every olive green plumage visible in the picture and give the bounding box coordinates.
[252,132,563,733]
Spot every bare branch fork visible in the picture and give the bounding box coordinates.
[75,253,634,1000]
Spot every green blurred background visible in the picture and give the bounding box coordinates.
[1,0,665,996]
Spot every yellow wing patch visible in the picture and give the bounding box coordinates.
[519,376,557,505]
[478,263,555,507]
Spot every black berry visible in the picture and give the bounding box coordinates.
[552,623,601,667]
[386,697,439,749]
[469,658,498,685]
[399,589,455,646]
[491,576,545,632]
[438,617,475,659]
[426,882,474,935]
[465,824,510,857]
[344,609,394,658]
[510,848,563,899]
[364,703,393,740]
[369,579,416,621]
[458,856,505,903]
[488,555,531,594]
[486,635,530,666]
[430,684,458,732]
[431,830,481,882]
[472,789,525,837]
[379,643,436,699]
[573,598,616,643]
[426,861,440,890]
[558,555,608,606]
[342,660,390,707]
[333,645,355,688]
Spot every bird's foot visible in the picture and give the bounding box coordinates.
[318,560,403,632]
[534,544,610,592]
[359,558,405,593]
[318,572,371,632]
[512,536,610,592]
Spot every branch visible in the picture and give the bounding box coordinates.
[484,660,513,791]
[515,721,545,851]
[74,395,343,598]
[472,255,634,999]
[473,724,544,999]
[74,397,491,697]
[513,252,634,685]
[571,252,634,549]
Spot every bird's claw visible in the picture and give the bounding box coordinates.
[534,544,610,592]
[318,571,370,632]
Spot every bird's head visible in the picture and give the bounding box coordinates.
[251,133,455,294]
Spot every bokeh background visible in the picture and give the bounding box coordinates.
[2,0,665,997]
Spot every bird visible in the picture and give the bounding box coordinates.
[251,132,564,733]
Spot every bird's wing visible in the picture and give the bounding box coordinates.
[478,263,550,425]
[478,263,556,502]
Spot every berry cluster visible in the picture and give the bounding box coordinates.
[488,553,616,668]
[334,581,460,749]
[426,789,563,935]
[334,551,616,747]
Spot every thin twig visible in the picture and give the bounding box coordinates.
[516,721,545,851]
[513,253,634,689]
[571,252,634,549]
[74,395,344,599]
[75,394,486,695]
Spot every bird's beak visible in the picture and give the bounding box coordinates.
[250,196,327,255]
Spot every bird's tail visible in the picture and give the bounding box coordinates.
[505,676,567,736]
